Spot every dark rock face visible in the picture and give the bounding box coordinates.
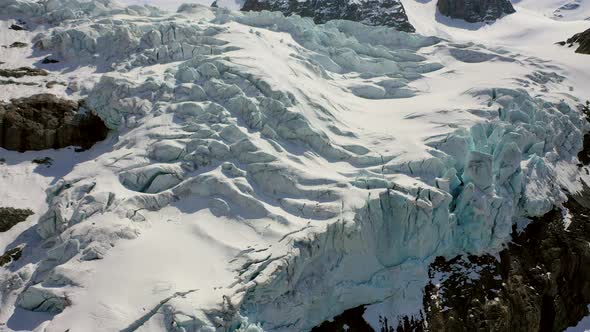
[312,306,374,332]
[7,41,27,48]
[0,246,23,267]
[564,28,590,55]
[240,0,415,32]
[437,0,516,23]
[9,24,25,31]
[420,196,590,332]
[32,157,53,166]
[0,94,109,152]
[313,305,425,332]
[0,67,48,78]
[0,207,33,232]
[45,81,66,88]
[0,79,38,86]
[41,57,59,64]
[9,20,27,31]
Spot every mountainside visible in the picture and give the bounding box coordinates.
[239,0,415,32]
[437,0,516,23]
[0,0,590,331]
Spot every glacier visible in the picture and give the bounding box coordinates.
[0,0,588,331]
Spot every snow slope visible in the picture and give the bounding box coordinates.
[0,0,589,331]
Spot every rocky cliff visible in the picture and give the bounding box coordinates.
[239,0,415,32]
[421,193,590,332]
[437,0,516,23]
[562,28,590,54]
[0,94,108,152]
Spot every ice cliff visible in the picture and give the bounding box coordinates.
[0,0,587,331]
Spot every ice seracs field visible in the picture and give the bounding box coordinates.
[1,0,590,331]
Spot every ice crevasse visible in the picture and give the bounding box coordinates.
[0,1,587,331]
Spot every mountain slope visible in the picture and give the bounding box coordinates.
[437,0,515,23]
[0,0,589,331]
[239,0,415,32]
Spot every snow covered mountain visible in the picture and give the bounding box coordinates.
[0,0,589,331]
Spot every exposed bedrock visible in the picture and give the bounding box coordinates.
[0,67,48,78]
[0,207,33,232]
[559,28,590,55]
[0,246,23,267]
[437,0,516,23]
[422,203,590,332]
[0,94,108,152]
[240,0,415,32]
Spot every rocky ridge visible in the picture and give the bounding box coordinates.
[238,0,415,32]
[437,0,516,23]
[560,28,590,55]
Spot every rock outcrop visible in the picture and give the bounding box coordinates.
[239,0,415,32]
[7,41,27,48]
[562,28,590,55]
[0,246,23,267]
[0,94,108,152]
[0,67,48,78]
[0,207,33,232]
[9,24,25,31]
[419,195,590,332]
[437,0,516,23]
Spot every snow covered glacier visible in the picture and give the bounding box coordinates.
[0,0,588,331]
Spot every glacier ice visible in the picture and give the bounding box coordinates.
[0,0,588,331]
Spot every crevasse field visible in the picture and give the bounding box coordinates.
[1,0,590,331]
